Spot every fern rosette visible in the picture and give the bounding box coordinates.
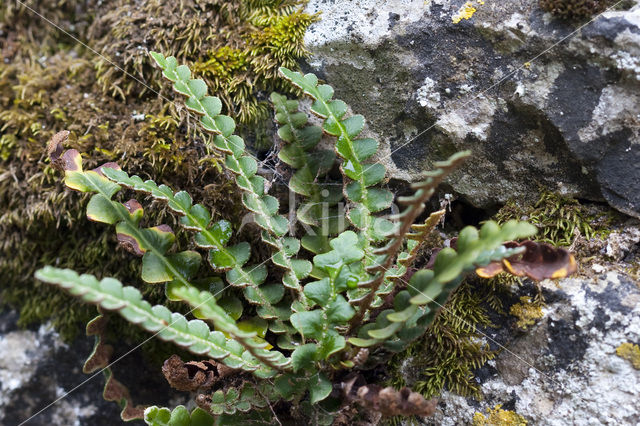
[35,55,577,424]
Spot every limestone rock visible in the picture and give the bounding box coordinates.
[427,269,640,425]
[304,0,640,217]
[0,310,186,425]
[387,219,640,425]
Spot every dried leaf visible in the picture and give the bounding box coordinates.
[83,310,146,421]
[476,240,577,281]
[342,375,437,418]
[47,130,68,169]
[92,162,121,176]
[162,354,236,392]
[429,239,577,281]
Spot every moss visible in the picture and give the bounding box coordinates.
[473,404,527,426]
[385,282,497,401]
[616,342,640,370]
[483,273,522,314]
[89,0,317,124]
[539,0,612,20]
[627,262,640,286]
[0,0,94,60]
[0,9,244,352]
[509,296,544,330]
[494,191,612,247]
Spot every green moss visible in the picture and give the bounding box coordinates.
[539,0,612,20]
[384,281,500,424]
[90,0,317,124]
[494,191,612,247]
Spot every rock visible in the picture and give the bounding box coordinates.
[427,269,640,425]
[303,0,640,218]
[0,310,187,425]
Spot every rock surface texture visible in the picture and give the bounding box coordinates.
[303,0,640,218]
[387,217,640,425]
[429,269,640,425]
[0,310,185,425]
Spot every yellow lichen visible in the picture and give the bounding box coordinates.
[509,296,544,330]
[473,404,527,426]
[452,2,477,24]
[616,343,640,369]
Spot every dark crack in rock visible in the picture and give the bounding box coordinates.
[304,0,640,217]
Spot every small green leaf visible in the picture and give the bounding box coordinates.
[188,79,207,99]
[215,116,236,137]
[348,336,381,348]
[314,231,364,270]
[362,163,386,186]
[345,182,363,202]
[291,259,312,279]
[364,188,393,212]
[303,278,331,307]
[176,65,191,81]
[352,138,378,161]
[141,252,173,283]
[291,343,318,372]
[86,194,122,224]
[290,310,324,340]
[309,373,332,404]
[243,283,285,305]
[318,330,346,359]
[202,96,222,117]
[326,296,355,324]
[218,296,243,321]
[149,51,167,68]
[342,115,365,138]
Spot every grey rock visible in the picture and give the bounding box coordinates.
[303,0,640,218]
[427,270,640,425]
[386,219,640,425]
[0,310,187,426]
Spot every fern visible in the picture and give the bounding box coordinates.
[34,267,274,374]
[36,56,577,424]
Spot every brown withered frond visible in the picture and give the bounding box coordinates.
[342,375,437,418]
[476,240,577,281]
[83,310,146,421]
[162,354,237,392]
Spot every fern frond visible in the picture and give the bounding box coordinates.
[349,220,536,351]
[150,52,311,310]
[169,285,291,376]
[399,209,446,268]
[271,92,341,254]
[59,150,204,288]
[348,151,470,329]
[35,267,267,373]
[278,68,393,233]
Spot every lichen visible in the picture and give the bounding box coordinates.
[452,2,478,24]
[509,296,544,330]
[616,342,640,370]
[473,404,527,426]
